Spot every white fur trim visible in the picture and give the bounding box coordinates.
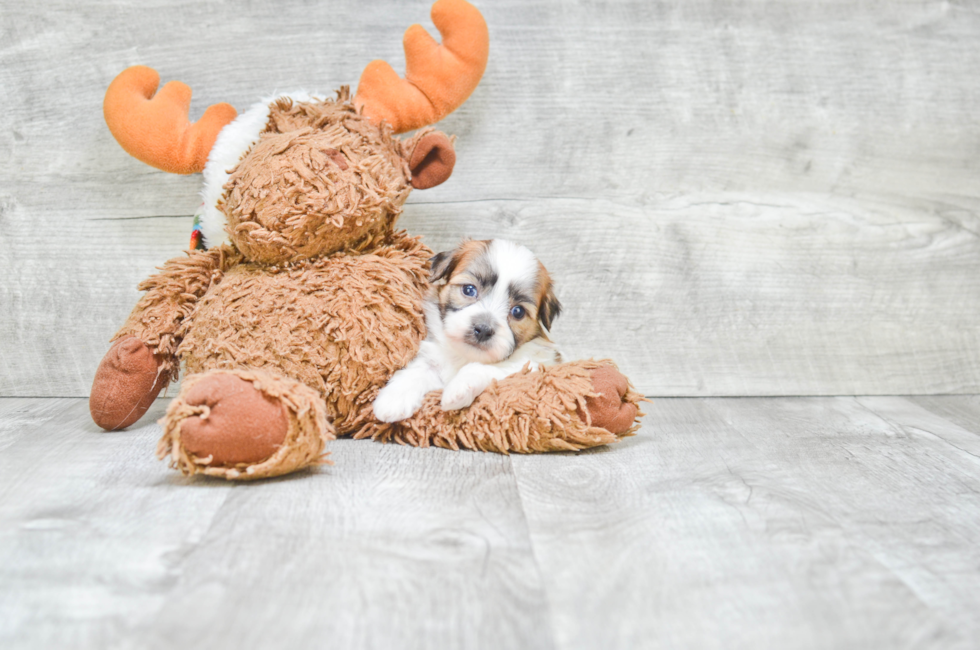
[199,91,322,248]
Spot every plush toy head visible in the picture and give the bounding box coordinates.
[102,0,488,264]
[207,91,431,264]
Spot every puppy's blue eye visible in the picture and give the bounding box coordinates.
[462,284,477,298]
[510,305,526,320]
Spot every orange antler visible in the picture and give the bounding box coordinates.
[103,66,238,174]
[354,0,489,134]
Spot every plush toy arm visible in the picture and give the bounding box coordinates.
[357,360,644,453]
[114,245,244,379]
[91,245,244,431]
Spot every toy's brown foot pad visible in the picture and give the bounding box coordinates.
[582,366,639,434]
[179,373,289,465]
[90,336,167,430]
[158,369,334,480]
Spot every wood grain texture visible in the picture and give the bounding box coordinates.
[2,396,979,649]
[511,396,980,650]
[907,395,980,436]
[3,193,979,396]
[2,0,980,396]
[0,399,554,650]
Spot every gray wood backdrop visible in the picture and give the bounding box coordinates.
[2,0,979,397]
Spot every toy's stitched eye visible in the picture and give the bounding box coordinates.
[510,305,526,320]
[462,284,477,298]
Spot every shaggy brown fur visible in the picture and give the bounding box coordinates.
[179,230,431,434]
[222,91,416,265]
[115,245,244,381]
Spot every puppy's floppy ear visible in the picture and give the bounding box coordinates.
[429,250,458,283]
[539,284,562,331]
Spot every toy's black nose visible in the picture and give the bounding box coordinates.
[473,322,495,343]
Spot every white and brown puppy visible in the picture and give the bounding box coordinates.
[373,239,563,422]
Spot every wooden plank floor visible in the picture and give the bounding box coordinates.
[2,396,978,649]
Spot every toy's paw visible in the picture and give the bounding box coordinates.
[90,336,167,430]
[178,373,288,465]
[373,383,425,422]
[580,366,638,434]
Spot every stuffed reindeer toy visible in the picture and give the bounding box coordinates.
[90,0,642,480]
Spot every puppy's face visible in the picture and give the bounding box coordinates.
[429,239,562,364]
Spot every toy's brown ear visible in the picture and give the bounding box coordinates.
[410,131,456,189]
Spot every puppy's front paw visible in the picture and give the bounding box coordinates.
[373,385,424,423]
[440,382,479,411]
[440,374,489,411]
[441,364,494,411]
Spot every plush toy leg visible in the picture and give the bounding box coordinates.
[578,365,640,434]
[157,369,334,480]
[360,360,644,453]
[90,336,169,430]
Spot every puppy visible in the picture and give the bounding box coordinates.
[373,239,563,422]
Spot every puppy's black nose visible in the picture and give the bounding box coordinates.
[473,323,495,343]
